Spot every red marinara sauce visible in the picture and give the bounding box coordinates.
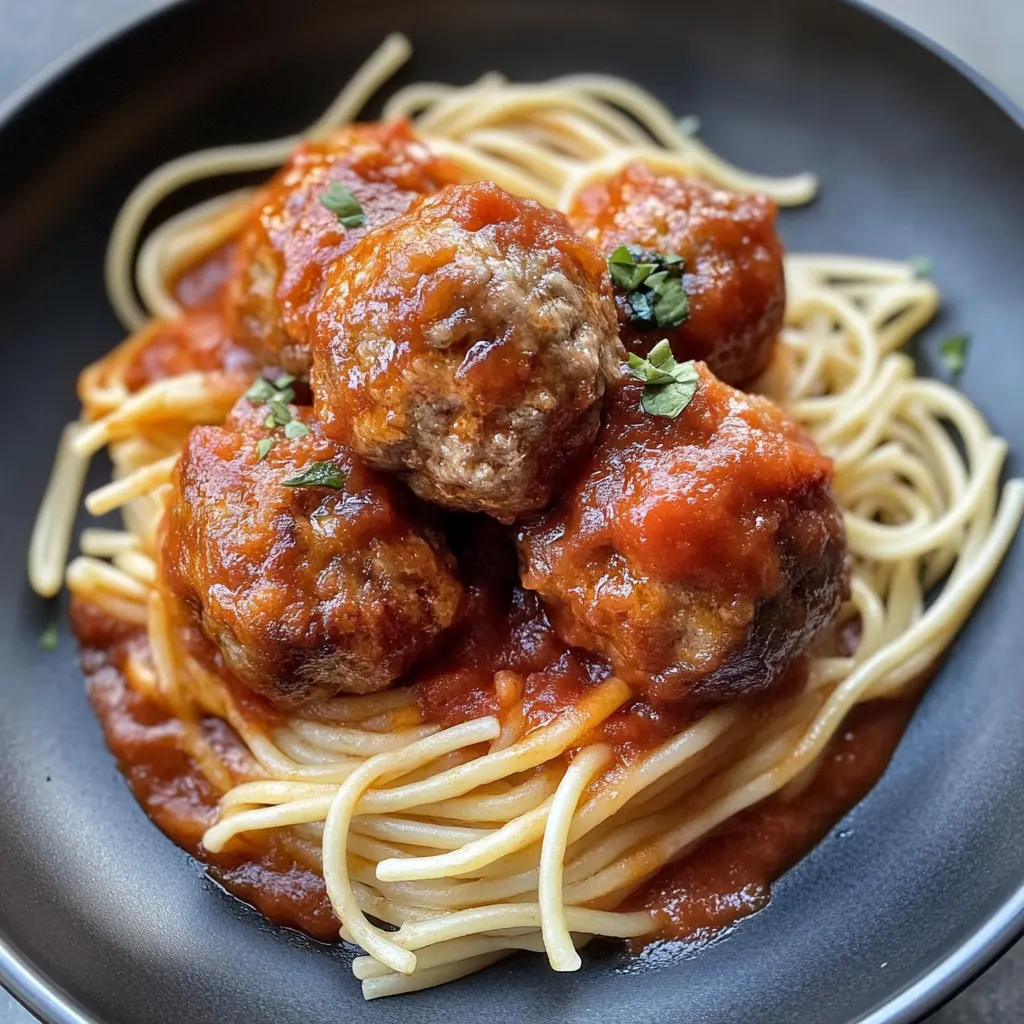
[626,696,916,943]
[117,240,253,392]
[73,597,340,941]
[78,577,916,947]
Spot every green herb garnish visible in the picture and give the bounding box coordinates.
[939,334,969,376]
[677,115,701,136]
[282,461,347,490]
[284,420,310,440]
[246,375,295,406]
[320,182,366,229]
[265,398,292,428]
[247,374,302,455]
[246,378,278,403]
[649,271,688,327]
[908,255,933,277]
[627,339,700,418]
[39,622,59,651]
[608,245,659,291]
[607,246,689,330]
[256,437,275,461]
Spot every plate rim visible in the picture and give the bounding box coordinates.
[1,1,1022,1021]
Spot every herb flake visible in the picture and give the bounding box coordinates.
[246,378,279,403]
[908,255,933,277]
[256,437,275,461]
[939,334,969,376]
[608,245,658,291]
[320,182,366,229]
[246,375,296,407]
[39,622,59,651]
[607,246,689,330]
[266,398,292,427]
[284,420,310,440]
[282,461,347,490]
[677,114,702,136]
[626,340,700,418]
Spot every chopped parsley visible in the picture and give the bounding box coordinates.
[626,339,700,418]
[908,255,933,277]
[939,334,969,376]
[677,114,702,136]
[265,398,293,428]
[282,461,347,490]
[246,374,295,405]
[247,374,306,454]
[320,182,366,228]
[39,621,59,651]
[607,246,689,330]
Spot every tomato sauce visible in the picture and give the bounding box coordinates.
[171,240,237,310]
[120,240,253,391]
[74,598,340,941]
[627,695,915,943]
[123,306,253,390]
[76,583,915,953]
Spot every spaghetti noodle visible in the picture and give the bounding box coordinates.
[30,34,1024,1000]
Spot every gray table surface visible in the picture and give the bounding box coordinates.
[1,1,1022,1021]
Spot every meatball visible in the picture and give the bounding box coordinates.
[310,181,623,521]
[517,367,846,704]
[225,121,461,374]
[160,392,463,706]
[569,163,785,388]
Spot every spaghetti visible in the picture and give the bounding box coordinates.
[29,34,1024,1000]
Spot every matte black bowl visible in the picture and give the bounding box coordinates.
[2,1,1023,1022]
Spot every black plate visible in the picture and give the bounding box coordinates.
[2,1,1024,1022]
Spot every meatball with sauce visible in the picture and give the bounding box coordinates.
[310,181,623,521]
[160,391,463,706]
[517,366,846,704]
[225,121,461,374]
[569,163,785,388]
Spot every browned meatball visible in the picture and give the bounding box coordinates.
[517,367,846,704]
[569,163,785,388]
[310,181,623,521]
[225,121,461,374]
[160,390,463,706]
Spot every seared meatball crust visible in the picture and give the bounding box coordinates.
[225,120,461,374]
[569,163,785,389]
[311,181,623,521]
[160,394,463,707]
[518,367,846,704]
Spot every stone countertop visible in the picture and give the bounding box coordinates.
[0,1,1022,1022]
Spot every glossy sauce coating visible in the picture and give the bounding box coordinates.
[570,163,785,387]
[414,525,721,765]
[311,181,623,520]
[160,395,463,705]
[172,240,237,310]
[628,696,915,942]
[519,369,846,703]
[121,306,253,392]
[226,121,461,373]
[74,600,339,940]
[76,595,912,949]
